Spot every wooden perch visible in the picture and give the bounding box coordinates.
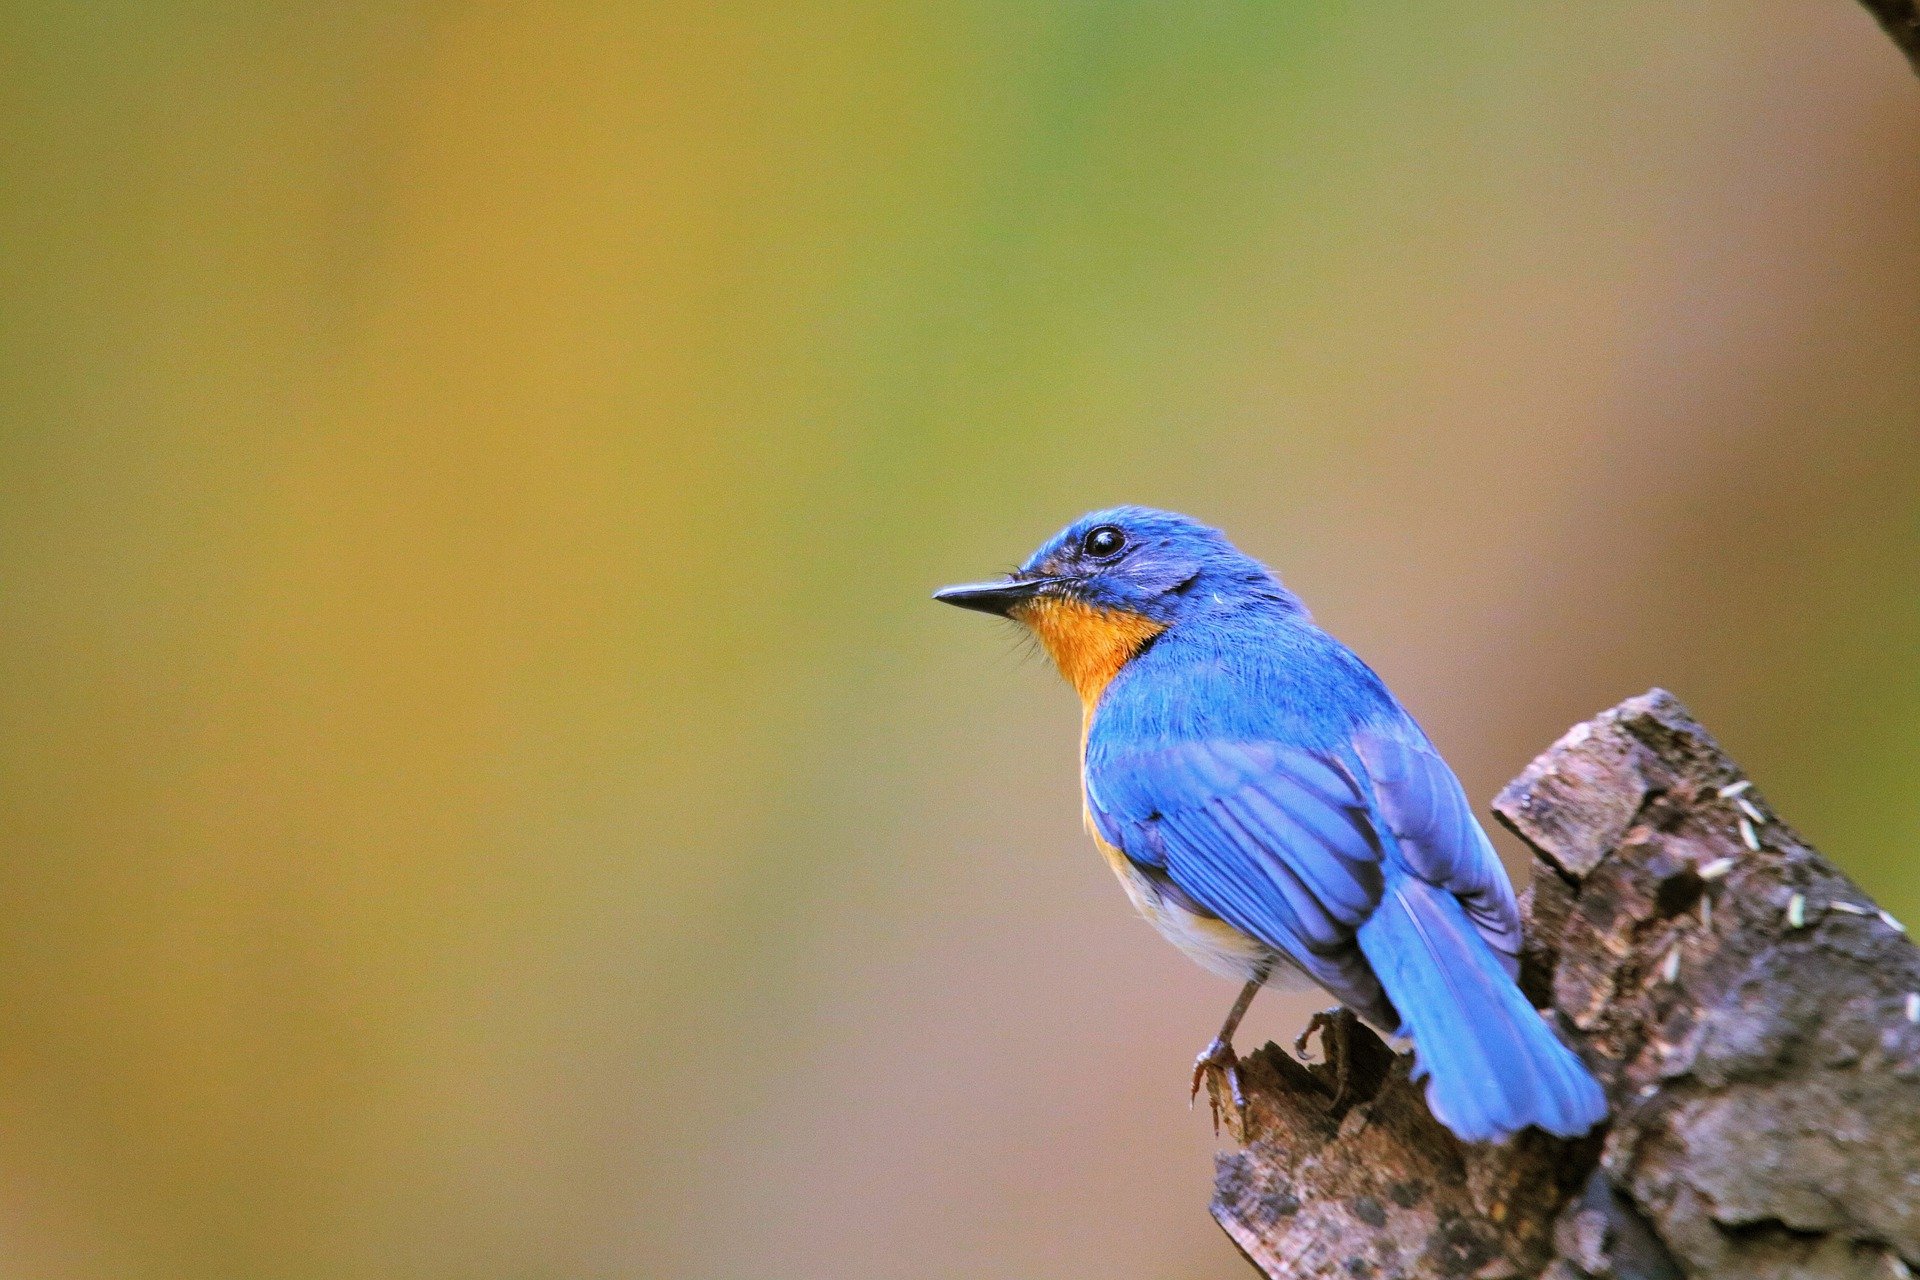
[1210,690,1920,1280]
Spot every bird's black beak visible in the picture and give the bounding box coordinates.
[932,576,1063,618]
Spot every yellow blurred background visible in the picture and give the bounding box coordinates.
[2,5,1916,1278]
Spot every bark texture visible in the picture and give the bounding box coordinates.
[1211,689,1920,1280]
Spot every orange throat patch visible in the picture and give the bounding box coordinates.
[1013,596,1166,709]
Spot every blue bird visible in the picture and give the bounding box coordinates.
[935,507,1606,1143]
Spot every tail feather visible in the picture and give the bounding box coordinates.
[1356,874,1606,1142]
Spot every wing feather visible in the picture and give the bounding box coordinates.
[1353,726,1521,966]
[1086,739,1395,1025]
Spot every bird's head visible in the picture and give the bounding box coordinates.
[934,506,1299,703]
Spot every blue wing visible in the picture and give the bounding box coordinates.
[1085,735,1400,1028]
[1351,724,1521,969]
[1085,716,1522,1027]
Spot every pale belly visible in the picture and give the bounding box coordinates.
[1088,828,1307,987]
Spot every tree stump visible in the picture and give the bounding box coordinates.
[1210,689,1920,1280]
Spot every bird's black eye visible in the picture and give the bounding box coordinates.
[1081,525,1127,560]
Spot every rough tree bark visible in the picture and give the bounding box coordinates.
[1209,690,1920,1280]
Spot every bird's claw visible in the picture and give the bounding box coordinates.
[1293,1008,1336,1059]
[1294,1007,1353,1110]
[1190,1036,1245,1134]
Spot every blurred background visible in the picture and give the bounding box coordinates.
[2,4,1917,1278]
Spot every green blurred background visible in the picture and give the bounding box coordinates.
[2,4,1916,1278]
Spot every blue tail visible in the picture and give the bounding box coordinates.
[1356,874,1606,1142]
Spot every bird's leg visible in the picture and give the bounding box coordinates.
[1293,1006,1356,1110]
[1190,974,1264,1133]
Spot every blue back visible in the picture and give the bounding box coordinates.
[1085,606,1521,1027]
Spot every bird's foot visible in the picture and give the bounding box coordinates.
[1190,1036,1245,1134]
[1294,1007,1356,1110]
